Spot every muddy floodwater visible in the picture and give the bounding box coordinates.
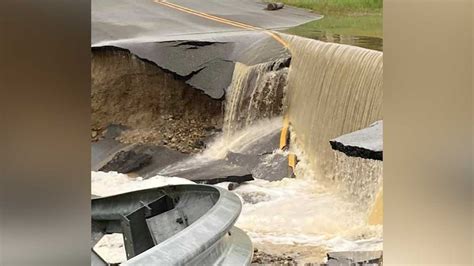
[91,16,383,264]
[304,31,383,51]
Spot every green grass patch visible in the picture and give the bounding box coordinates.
[269,0,383,50]
[271,0,382,14]
[286,14,382,39]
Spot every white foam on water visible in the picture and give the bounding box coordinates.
[234,177,383,253]
[93,233,126,264]
[91,171,194,197]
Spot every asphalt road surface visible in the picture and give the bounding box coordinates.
[92,0,320,46]
[91,0,321,97]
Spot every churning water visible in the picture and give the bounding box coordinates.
[159,36,384,262]
[92,35,384,264]
[229,36,383,261]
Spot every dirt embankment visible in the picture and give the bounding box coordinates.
[91,47,224,153]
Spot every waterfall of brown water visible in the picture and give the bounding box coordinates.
[284,35,383,181]
[333,151,383,215]
[223,59,289,137]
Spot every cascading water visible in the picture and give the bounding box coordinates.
[333,151,383,214]
[157,58,289,175]
[222,36,383,261]
[158,38,384,262]
[93,36,384,263]
[283,35,383,182]
[229,36,384,262]
[223,58,289,137]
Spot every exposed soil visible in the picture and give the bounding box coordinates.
[252,242,328,265]
[91,47,224,153]
[252,248,296,265]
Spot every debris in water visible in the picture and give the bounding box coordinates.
[159,158,254,184]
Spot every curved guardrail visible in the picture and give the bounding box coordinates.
[91,184,252,265]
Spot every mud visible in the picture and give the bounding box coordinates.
[91,47,224,153]
[252,242,328,265]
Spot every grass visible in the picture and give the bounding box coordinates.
[271,0,382,15]
[287,14,382,39]
[270,0,383,50]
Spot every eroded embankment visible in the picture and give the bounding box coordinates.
[91,47,224,153]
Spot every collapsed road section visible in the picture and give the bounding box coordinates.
[330,120,383,161]
[92,0,321,99]
[90,0,387,264]
[91,185,252,265]
[91,0,321,172]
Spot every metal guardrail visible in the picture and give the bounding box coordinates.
[91,185,252,265]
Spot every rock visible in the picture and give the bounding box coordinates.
[103,124,128,139]
[237,128,280,155]
[192,140,206,149]
[134,145,190,177]
[267,3,284,11]
[99,150,152,173]
[226,151,288,181]
[93,133,191,175]
[329,120,383,161]
[228,182,240,190]
[215,182,240,191]
[91,137,129,171]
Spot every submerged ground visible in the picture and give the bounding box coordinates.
[271,0,383,50]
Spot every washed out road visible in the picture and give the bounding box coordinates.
[91,0,319,192]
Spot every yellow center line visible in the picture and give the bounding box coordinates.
[153,0,289,48]
[158,1,258,30]
[160,1,259,29]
